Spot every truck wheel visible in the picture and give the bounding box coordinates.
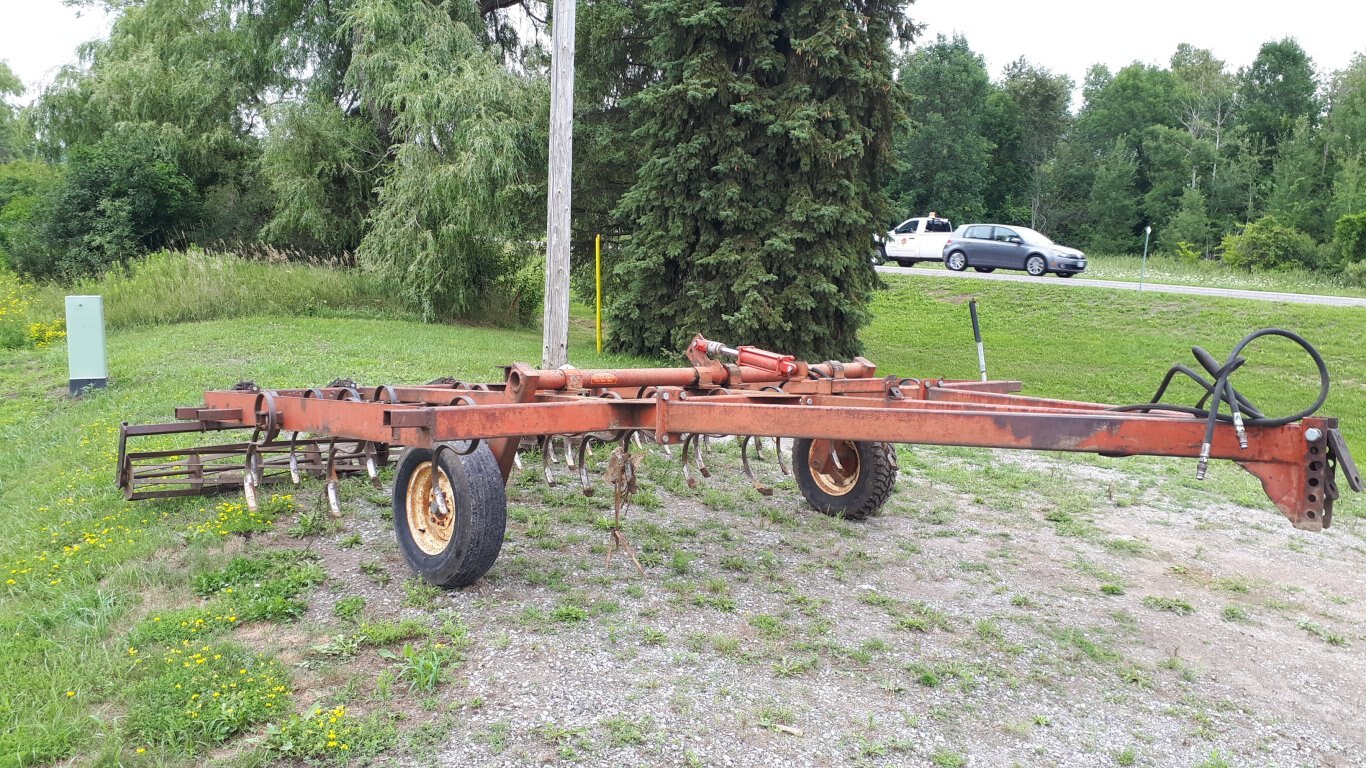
[792,438,897,520]
[392,442,506,588]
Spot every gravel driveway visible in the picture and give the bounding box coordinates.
[292,440,1366,768]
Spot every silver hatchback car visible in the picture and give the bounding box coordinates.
[941,224,1087,277]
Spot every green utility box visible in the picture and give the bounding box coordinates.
[66,295,107,395]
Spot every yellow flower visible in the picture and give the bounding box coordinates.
[136,747,146,754]
[66,691,75,697]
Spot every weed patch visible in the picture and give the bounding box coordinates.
[123,640,289,754]
[264,704,398,760]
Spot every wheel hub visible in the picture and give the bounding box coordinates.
[405,461,456,555]
[808,439,862,496]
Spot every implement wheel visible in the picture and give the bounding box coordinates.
[792,438,897,520]
[392,443,506,588]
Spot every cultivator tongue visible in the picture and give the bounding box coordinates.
[117,332,1358,587]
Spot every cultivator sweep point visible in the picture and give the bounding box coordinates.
[119,332,1360,588]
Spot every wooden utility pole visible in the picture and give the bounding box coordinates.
[542,0,577,370]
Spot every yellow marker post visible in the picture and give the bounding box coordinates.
[595,234,603,354]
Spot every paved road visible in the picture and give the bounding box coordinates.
[875,264,1366,308]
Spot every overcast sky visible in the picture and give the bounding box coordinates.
[2,0,1364,107]
[1,1,112,102]
[910,0,1365,108]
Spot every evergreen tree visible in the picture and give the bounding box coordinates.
[1265,119,1333,241]
[1087,139,1140,253]
[608,0,913,359]
[1331,154,1366,223]
[1164,186,1213,257]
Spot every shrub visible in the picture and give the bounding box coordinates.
[1218,215,1318,271]
[0,160,61,269]
[9,127,200,279]
[1343,259,1366,287]
[1172,241,1201,264]
[1333,210,1366,266]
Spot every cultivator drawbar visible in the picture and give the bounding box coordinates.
[119,332,1360,587]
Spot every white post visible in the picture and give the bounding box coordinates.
[542,0,577,370]
[1139,225,1152,292]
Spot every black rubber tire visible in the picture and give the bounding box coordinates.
[945,251,967,271]
[791,438,897,520]
[392,442,506,588]
[1057,271,1075,278]
[1025,255,1047,276]
[973,267,995,273]
[892,258,913,267]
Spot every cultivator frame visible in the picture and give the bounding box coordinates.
[119,334,1360,587]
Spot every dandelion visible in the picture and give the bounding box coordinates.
[66,691,75,697]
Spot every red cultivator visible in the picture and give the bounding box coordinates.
[119,332,1361,587]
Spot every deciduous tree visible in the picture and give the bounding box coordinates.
[885,35,993,223]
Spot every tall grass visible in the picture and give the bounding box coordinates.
[26,248,416,330]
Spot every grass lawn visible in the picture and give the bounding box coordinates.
[1,271,1362,766]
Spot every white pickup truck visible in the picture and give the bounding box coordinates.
[879,215,954,266]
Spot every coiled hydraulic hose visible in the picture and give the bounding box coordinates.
[1110,328,1330,478]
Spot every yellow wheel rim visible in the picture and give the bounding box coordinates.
[405,461,456,555]
[808,439,861,497]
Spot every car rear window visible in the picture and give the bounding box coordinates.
[925,219,952,233]
[964,225,991,239]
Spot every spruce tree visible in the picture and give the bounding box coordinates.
[608,0,913,360]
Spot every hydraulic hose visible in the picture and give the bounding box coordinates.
[1109,328,1330,478]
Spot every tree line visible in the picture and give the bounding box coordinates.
[0,1,1363,358]
[888,35,1366,281]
